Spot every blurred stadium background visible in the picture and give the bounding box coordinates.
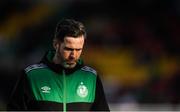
[0,0,180,111]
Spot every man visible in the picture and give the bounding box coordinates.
[7,19,110,111]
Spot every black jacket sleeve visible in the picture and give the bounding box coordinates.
[91,75,110,111]
[6,70,34,110]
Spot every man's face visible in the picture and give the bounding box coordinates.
[55,36,85,68]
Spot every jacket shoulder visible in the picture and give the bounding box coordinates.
[81,66,97,75]
[24,63,47,73]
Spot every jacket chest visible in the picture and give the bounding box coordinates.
[27,70,96,103]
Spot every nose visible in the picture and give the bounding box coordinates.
[70,50,76,57]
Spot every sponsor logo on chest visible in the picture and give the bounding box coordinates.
[41,86,51,93]
[40,82,89,98]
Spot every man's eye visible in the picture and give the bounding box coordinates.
[64,47,82,51]
[64,47,73,51]
[76,49,81,51]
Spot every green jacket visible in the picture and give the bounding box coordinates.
[7,51,109,111]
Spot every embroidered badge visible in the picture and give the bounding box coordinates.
[77,82,88,98]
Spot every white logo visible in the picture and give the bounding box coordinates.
[41,86,51,93]
[77,82,88,98]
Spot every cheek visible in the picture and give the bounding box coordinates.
[77,51,82,57]
[57,47,67,58]
[62,51,71,58]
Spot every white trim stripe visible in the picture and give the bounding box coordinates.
[25,63,47,73]
[81,66,97,75]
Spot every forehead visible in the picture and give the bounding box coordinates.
[63,36,84,48]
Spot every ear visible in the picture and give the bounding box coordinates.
[53,39,59,51]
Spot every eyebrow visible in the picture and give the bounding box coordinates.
[64,46,82,51]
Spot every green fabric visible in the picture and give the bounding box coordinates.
[26,64,97,103]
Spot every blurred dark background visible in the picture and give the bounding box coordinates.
[0,0,180,111]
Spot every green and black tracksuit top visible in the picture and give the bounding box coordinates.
[7,51,110,111]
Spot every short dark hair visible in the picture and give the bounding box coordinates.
[54,19,86,41]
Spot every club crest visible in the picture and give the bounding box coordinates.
[77,82,88,98]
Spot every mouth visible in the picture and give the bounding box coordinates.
[63,61,77,68]
[67,58,76,62]
[64,59,77,65]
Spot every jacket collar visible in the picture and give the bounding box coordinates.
[40,50,84,74]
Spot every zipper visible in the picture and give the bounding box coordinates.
[63,70,66,112]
